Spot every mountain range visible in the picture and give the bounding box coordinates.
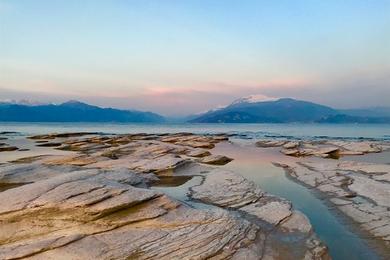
[189,96,390,123]
[1,97,389,123]
[0,100,165,123]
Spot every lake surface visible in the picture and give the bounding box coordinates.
[1,122,390,140]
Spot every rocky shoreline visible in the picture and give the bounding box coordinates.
[254,138,390,252]
[0,132,330,259]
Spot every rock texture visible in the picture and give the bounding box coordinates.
[275,160,390,246]
[199,154,233,165]
[190,168,328,259]
[0,133,329,259]
[256,139,389,159]
[0,168,264,260]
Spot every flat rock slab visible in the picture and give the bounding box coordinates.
[199,154,233,165]
[275,159,390,244]
[190,169,263,208]
[257,139,389,159]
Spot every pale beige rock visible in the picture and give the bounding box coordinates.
[281,149,303,157]
[281,210,312,233]
[283,141,300,149]
[275,159,390,244]
[256,140,287,148]
[259,139,388,159]
[0,168,262,260]
[0,133,330,260]
[327,141,382,154]
[241,200,292,225]
[189,165,327,258]
[349,176,390,207]
[199,154,233,165]
[190,169,263,208]
[186,148,211,157]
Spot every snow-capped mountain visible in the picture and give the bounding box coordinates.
[230,94,278,105]
[189,97,339,123]
[0,99,48,106]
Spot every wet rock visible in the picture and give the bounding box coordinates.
[0,131,19,135]
[28,134,57,140]
[36,142,62,147]
[0,146,18,152]
[212,135,229,142]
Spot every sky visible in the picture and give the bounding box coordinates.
[0,0,389,116]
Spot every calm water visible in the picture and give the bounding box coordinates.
[213,142,388,260]
[1,122,390,140]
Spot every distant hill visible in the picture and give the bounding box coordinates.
[190,97,338,123]
[339,107,390,118]
[1,97,389,124]
[0,100,165,123]
[190,96,390,123]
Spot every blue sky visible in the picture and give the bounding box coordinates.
[0,0,389,115]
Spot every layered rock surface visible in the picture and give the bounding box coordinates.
[0,133,329,259]
[189,168,328,259]
[256,139,390,158]
[274,160,390,246]
[0,168,263,260]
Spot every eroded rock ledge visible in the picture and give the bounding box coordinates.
[189,168,328,259]
[0,133,329,259]
[274,160,390,247]
[256,139,390,158]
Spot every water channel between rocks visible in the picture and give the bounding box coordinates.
[153,140,388,260]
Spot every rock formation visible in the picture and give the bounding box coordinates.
[0,132,330,259]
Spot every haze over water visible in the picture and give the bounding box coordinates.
[1,122,390,141]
